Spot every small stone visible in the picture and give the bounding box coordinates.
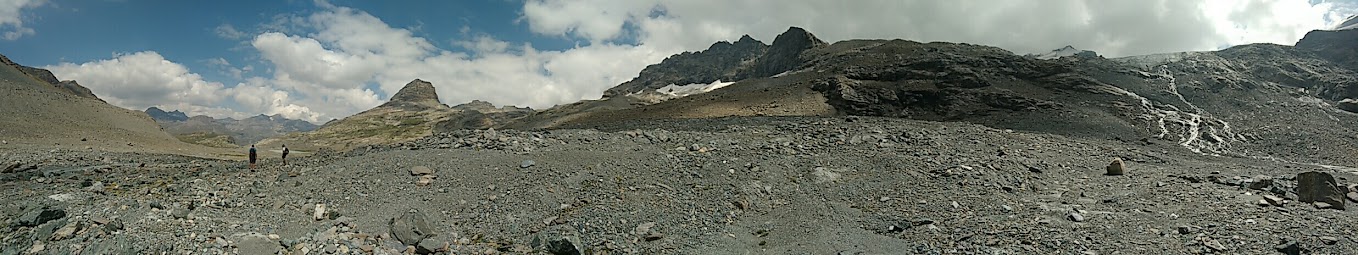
[1347,192,1358,203]
[314,204,326,221]
[643,232,664,241]
[1203,238,1227,251]
[27,241,44,254]
[104,218,124,232]
[1262,194,1285,206]
[521,160,535,168]
[417,238,442,254]
[1176,225,1194,235]
[1321,236,1339,245]
[235,234,282,254]
[1275,240,1300,255]
[879,197,890,202]
[1247,175,1273,190]
[1105,158,1125,176]
[1068,212,1085,222]
[416,175,436,186]
[410,166,435,176]
[359,245,374,253]
[171,207,191,219]
[634,222,656,235]
[1315,202,1337,209]
[49,221,80,241]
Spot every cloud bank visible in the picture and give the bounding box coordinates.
[39,0,1358,123]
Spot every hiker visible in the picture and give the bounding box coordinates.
[282,144,290,165]
[248,144,257,169]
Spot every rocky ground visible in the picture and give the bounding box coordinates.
[4,116,1357,254]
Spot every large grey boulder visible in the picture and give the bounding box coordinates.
[390,209,435,246]
[1296,171,1345,210]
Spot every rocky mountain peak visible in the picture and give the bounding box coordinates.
[735,34,760,45]
[381,79,445,110]
[736,26,827,78]
[770,27,827,49]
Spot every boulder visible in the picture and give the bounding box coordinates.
[1105,158,1125,176]
[1247,175,1273,190]
[1339,98,1358,113]
[1296,171,1345,210]
[14,206,66,227]
[390,209,435,246]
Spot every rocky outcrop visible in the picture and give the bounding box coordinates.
[53,80,102,102]
[380,79,446,111]
[605,27,829,97]
[604,35,768,97]
[736,26,827,79]
[1295,29,1358,70]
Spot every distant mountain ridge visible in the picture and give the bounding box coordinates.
[145,107,319,146]
[259,79,532,151]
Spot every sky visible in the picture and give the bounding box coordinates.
[1,0,1355,123]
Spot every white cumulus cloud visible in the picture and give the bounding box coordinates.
[0,0,45,40]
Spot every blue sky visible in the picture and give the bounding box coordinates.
[1,0,1355,123]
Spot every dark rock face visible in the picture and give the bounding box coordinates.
[146,107,190,122]
[604,27,829,97]
[380,79,445,110]
[737,26,827,79]
[1296,171,1345,210]
[54,80,103,102]
[1296,29,1358,70]
[604,35,768,97]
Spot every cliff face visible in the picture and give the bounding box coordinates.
[604,27,826,97]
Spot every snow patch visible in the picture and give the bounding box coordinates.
[656,80,736,97]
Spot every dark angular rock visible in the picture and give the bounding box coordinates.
[1296,171,1345,210]
[14,207,65,227]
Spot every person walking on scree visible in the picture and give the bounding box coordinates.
[282,144,290,165]
[248,144,258,169]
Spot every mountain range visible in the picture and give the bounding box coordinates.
[144,106,318,147]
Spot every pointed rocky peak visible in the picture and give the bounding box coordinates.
[734,26,828,79]
[770,26,828,51]
[380,79,446,110]
[735,34,761,45]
